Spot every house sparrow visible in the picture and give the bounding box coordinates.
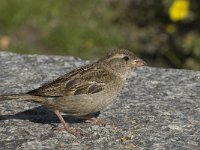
[0,49,146,136]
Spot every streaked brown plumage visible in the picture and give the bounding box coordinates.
[0,49,146,136]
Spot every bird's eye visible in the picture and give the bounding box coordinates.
[123,56,129,61]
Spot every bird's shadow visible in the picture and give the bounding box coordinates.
[0,106,100,124]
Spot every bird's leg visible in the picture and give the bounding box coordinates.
[54,110,82,136]
[81,114,115,127]
[54,110,69,129]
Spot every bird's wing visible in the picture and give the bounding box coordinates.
[27,63,115,97]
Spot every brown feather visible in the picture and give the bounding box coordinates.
[27,62,115,97]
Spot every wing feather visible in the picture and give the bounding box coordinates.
[27,63,114,97]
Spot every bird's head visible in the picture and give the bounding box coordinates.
[98,49,146,77]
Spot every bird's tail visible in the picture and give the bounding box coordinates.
[0,94,45,103]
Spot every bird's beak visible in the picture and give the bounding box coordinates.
[130,58,147,67]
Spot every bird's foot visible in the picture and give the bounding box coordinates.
[53,110,84,136]
[64,126,83,137]
[51,124,83,136]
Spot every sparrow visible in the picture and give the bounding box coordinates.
[0,49,146,136]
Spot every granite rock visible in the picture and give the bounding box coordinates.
[0,51,200,150]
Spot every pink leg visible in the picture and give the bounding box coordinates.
[54,110,82,136]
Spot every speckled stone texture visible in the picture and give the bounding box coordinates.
[0,51,200,150]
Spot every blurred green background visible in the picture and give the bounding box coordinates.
[0,0,200,70]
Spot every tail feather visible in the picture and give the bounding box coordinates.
[0,94,45,103]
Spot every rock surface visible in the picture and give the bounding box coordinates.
[0,51,200,150]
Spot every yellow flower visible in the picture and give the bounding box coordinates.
[169,0,190,21]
